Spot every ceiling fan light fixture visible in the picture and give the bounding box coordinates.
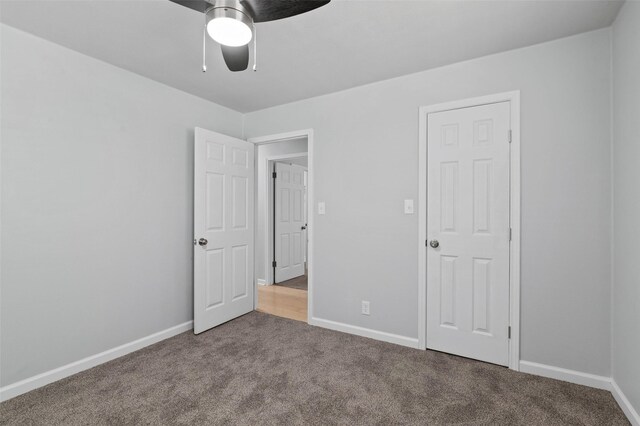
[171,0,331,72]
[206,6,253,47]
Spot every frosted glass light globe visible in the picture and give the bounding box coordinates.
[207,17,252,47]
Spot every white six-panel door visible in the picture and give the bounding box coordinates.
[274,162,306,283]
[194,128,254,334]
[426,101,511,366]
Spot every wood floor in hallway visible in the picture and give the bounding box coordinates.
[257,285,307,322]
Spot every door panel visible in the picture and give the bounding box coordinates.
[439,255,457,328]
[232,176,248,229]
[275,162,306,283]
[426,101,510,366]
[205,249,224,309]
[232,245,249,300]
[206,173,224,231]
[194,128,254,334]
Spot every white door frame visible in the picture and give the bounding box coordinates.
[418,91,521,370]
[248,129,314,323]
[263,152,308,285]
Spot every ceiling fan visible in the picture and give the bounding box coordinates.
[170,0,331,72]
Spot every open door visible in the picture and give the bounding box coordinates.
[194,128,254,334]
[274,162,306,283]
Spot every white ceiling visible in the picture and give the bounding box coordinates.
[1,0,623,112]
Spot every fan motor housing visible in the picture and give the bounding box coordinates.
[206,0,253,23]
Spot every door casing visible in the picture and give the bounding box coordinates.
[418,91,521,370]
[248,129,315,323]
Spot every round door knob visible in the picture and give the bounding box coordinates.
[198,238,208,246]
[429,240,440,248]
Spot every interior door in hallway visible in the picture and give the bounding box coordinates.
[426,101,511,366]
[193,128,254,334]
[274,162,306,283]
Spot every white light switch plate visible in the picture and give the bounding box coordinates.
[318,202,326,215]
[404,199,414,214]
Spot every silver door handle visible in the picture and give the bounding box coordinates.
[429,240,439,248]
[198,238,208,246]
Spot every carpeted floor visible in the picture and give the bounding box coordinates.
[275,273,308,291]
[0,312,628,425]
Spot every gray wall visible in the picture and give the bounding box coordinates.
[612,1,640,415]
[0,25,243,386]
[245,29,613,376]
[255,138,308,283]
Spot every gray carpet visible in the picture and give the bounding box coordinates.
[275,273,308,291]
[0,312,628,425]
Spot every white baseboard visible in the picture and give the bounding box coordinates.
[519,360,611,390]
[256,279,268,286]
[309,317,420,349]
[611,380,640,426]
[0,321,193,402]
[512,361,639,425]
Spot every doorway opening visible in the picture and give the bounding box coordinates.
[250,130,313,323]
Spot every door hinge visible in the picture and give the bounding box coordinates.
[508,326,512,339]
[508,130,512,143]
[509,228,512,241]
[272,260,277,268]
[425,240,428,247]
[272,172,277,178]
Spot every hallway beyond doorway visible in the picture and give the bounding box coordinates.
[275,270,308,291]
[257,285,307,322]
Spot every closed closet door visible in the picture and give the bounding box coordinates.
[426,101,511,366]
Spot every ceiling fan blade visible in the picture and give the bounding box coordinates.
[169,0,331,23]
[169,0,212,14]
[241,0,330,23]
[221,45,249,72]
